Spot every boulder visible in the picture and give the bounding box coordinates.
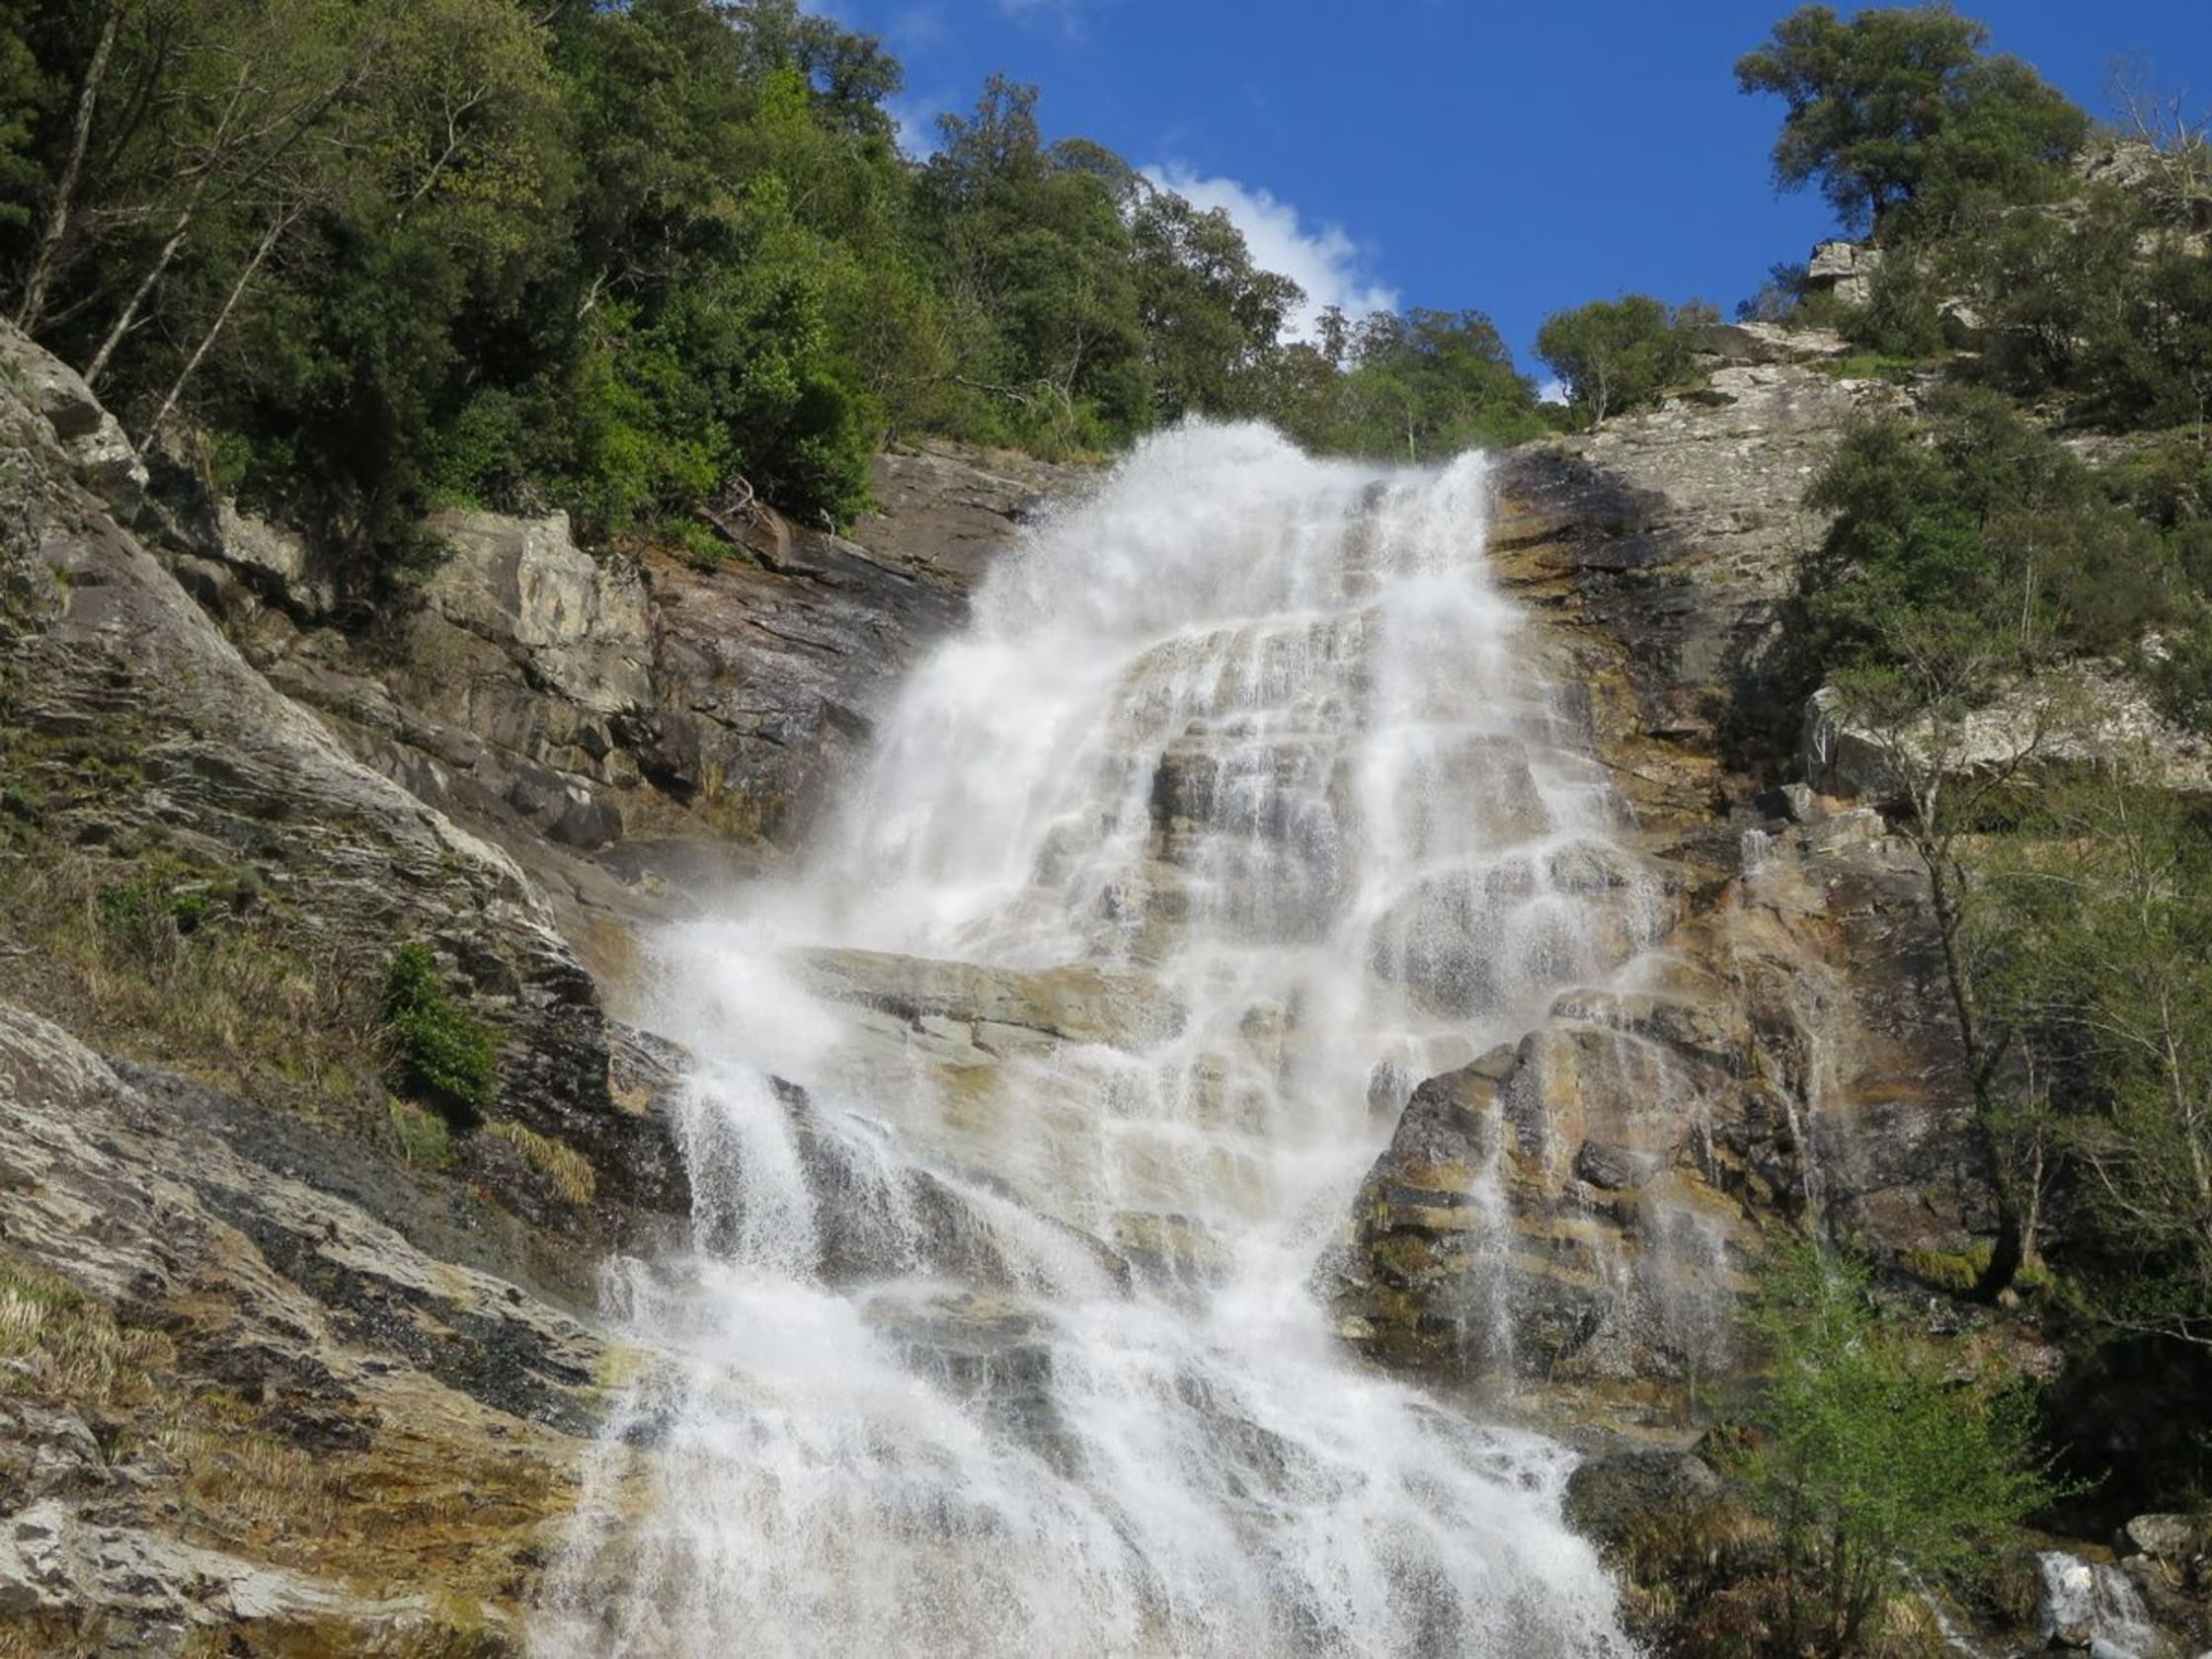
[2118,1515,2206,1564]
[1563,1449,1724,1549]
[1699,321,1851,366]
[1805,238,1882,308]
[0,323,145,509]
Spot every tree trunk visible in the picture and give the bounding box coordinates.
[1922,847,2026,1302]
[82,206,190,389]
[140,206,290,447]
[15,1,123,335]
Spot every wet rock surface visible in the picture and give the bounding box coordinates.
[4,300,2175,1651]
[1335,354,2001,1425]
[179,441,1088,989]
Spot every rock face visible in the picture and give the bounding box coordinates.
[1803,672,2212,806]
[0,325,145,510]
[0,320,708,1651]
[0,319,1086,1649]
[186,442,1086,935]
[0,1001,602,1653]
[1491,348,1890,777]
[1332,351,2002,1423]
[1805,238,1881,308]
[0,324,682,1225]
[1333,797,1991,1404]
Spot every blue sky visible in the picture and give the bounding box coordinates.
[822,0,2208,377]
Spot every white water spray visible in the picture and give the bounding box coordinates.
[537,425,1645,1658]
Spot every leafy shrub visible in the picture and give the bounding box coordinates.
[381,943,497,1130]
[387,1098,457,1171]
[1801,389,2176,679]
[1736,1242,2053,1659]
[1840,251,1949,359]
[1535,294,1717,427]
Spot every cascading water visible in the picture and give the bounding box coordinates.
[536,425,1648,1658]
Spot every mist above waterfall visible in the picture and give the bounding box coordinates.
[537,423,1652,1658]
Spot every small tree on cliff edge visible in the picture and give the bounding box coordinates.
[1534,295,1714,428]
[1736,5,2090,239]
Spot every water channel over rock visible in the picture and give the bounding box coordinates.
[536,425,1662,1658]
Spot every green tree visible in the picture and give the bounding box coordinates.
[2085,239,2212,434]
[1266,306,1540,460]
[1798,391,2175,1299]
[1736,6,2089,238]
[1535,294,1713,427]
[1128,183,1302,424]
[918,77,1150,451]
[1740,1241,2052,1659]
[1803,390,2171,675]
[1984,776,2212,1352]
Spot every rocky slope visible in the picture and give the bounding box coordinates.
[3,308,2200,1655]
[0,322,1062,1653]
[170,436,1085,988]
[1325,328,2005,1422]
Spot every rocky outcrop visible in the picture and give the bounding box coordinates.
[0,324,683,1226]
[1331,796,1991,1409]
[1491,348,1891,789]
[0,1002,604,1653]
[0,320,717,1649]
[1805,238,1881,309]
[181,443,1085,947]
[0,326,144,511]
[1334,350,2002,1424]
[1802,672,2212,806]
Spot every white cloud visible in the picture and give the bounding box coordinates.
[1538,377,1570,406]
[1141,164,1397,342]
[887,92,946,159]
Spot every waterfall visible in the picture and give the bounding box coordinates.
[536,424,1644,1658]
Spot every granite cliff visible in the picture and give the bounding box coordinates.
[1,315,2200,1656]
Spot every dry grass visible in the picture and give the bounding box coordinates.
[158,1420,343,1541]
[0,851,384,1130]
[0,1264,172,1409]
[484,1120,596,1205]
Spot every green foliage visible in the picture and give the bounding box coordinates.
[0,0,1558,563]
[1738,1242,2053,1659]
[1821,353,1930,384]
[381,942,497,1131]
[1738,260,1812,325]
[388,1098,457,1172]
[1736,6,2090,238]
[1841,250,1948,357]
[1129,184,1303,425]
[0,12,45,229]
[1982,780,2212,1351]
[1801,389,2172,679]
[1535,294,1715,427]
[1269,306,1542,460]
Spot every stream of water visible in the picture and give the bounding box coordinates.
[535,424,1646,1658]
